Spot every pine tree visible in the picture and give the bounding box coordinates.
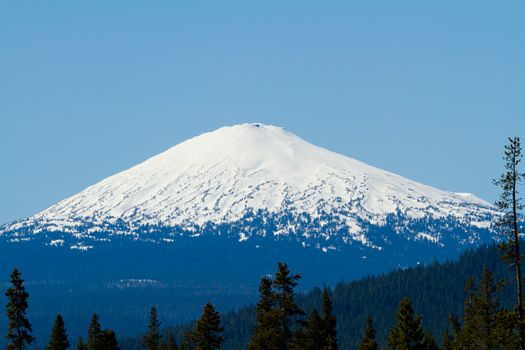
[143,306,162,350]
[100,330,119,350]
[85,313,119,350]
[442,315,461,350]
[472,268,517,349]
[87,313,102,350]
[455,278,477,349]
[76,337,87,350]
[456,269,519,350]
[249,276,279,350]
[493,136,525,349]
[387,297,425,350]
[472,268,501,349]
[321,288,338,350]
[5,268,34,350]
[180,330,195,350]
[47,314,70,350]
[302,309,325,350]
[165,334,179,350]
[358,316,378,350]
[422,332,438,350]
[273,262,304,350]
[193,302,224,350]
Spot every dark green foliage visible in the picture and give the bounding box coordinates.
[76,337,86,350]
[358,316,378,350]
[180,330,196,350]
[46,314,69,350]
[208,244,516,349]
[273,262,305,350]
[5,268,33,350]
[249,263,304,350]
[387,297,425,349]
[100,330,119,350]
[193,302,224,350]
[441,330,454,350]
[469,268,501,349]
[454,278,477,348]
[303,309,324,350]
[87,314,102,350]
[165,334,179,350]
[423,332,438,350]
[321,287,338,350]
[155,334,179,350]
[493,136,525,349]
[86,313,119,350]
[142,306,162,350]
[442,313,462,346]
[453,268,518,350]
[249,276,279,350]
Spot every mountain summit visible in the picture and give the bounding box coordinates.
[3,123,495,251]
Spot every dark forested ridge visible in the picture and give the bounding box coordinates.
[127,243,513,350]
[2,242,521,349]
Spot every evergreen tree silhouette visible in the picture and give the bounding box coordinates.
[142,306,162,350]
[193,302,224,350]
[358,316,378,350]
[5,268,33,350]
[46,314,70,350]
[493,136,525,349]
[321,288,338,350]
[387,298,425,350]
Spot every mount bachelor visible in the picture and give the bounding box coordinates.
[2,123,495,256]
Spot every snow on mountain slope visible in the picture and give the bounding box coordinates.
[3,123,496,247]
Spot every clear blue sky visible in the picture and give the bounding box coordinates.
[1,1,524,224]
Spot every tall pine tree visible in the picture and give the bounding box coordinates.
[249,263,305,350]
[493,136,525,349]
[321,288,338,350]
[302,309,324,350]
[387,297,425,350]
[459,268,518,350]
[273,262,304,350]
[87,313,102,350]
[472,268,501,349]
[165,334,179,350]
[249,276,279,350]
[100,330,119,350]
[5,268,33,350]
[455,278,477,349]
[193,302,224,350]
[358,316,378,350]
[142,306,161,350]
[47,314,70,350]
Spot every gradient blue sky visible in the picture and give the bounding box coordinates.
[1,1,524,224]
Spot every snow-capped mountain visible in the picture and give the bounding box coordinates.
[1,123,496,251]
[0,123,500,346]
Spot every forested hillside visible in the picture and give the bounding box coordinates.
[122,243,514,349]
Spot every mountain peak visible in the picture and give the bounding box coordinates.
[4,124,495,250]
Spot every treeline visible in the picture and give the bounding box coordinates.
[208,244,517,349]
[3,256,523,350]
[4,267,226,350]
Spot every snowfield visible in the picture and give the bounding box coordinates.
[1,123,497,250]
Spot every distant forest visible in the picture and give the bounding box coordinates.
[3,242,522,350]
[120,243,517,349]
